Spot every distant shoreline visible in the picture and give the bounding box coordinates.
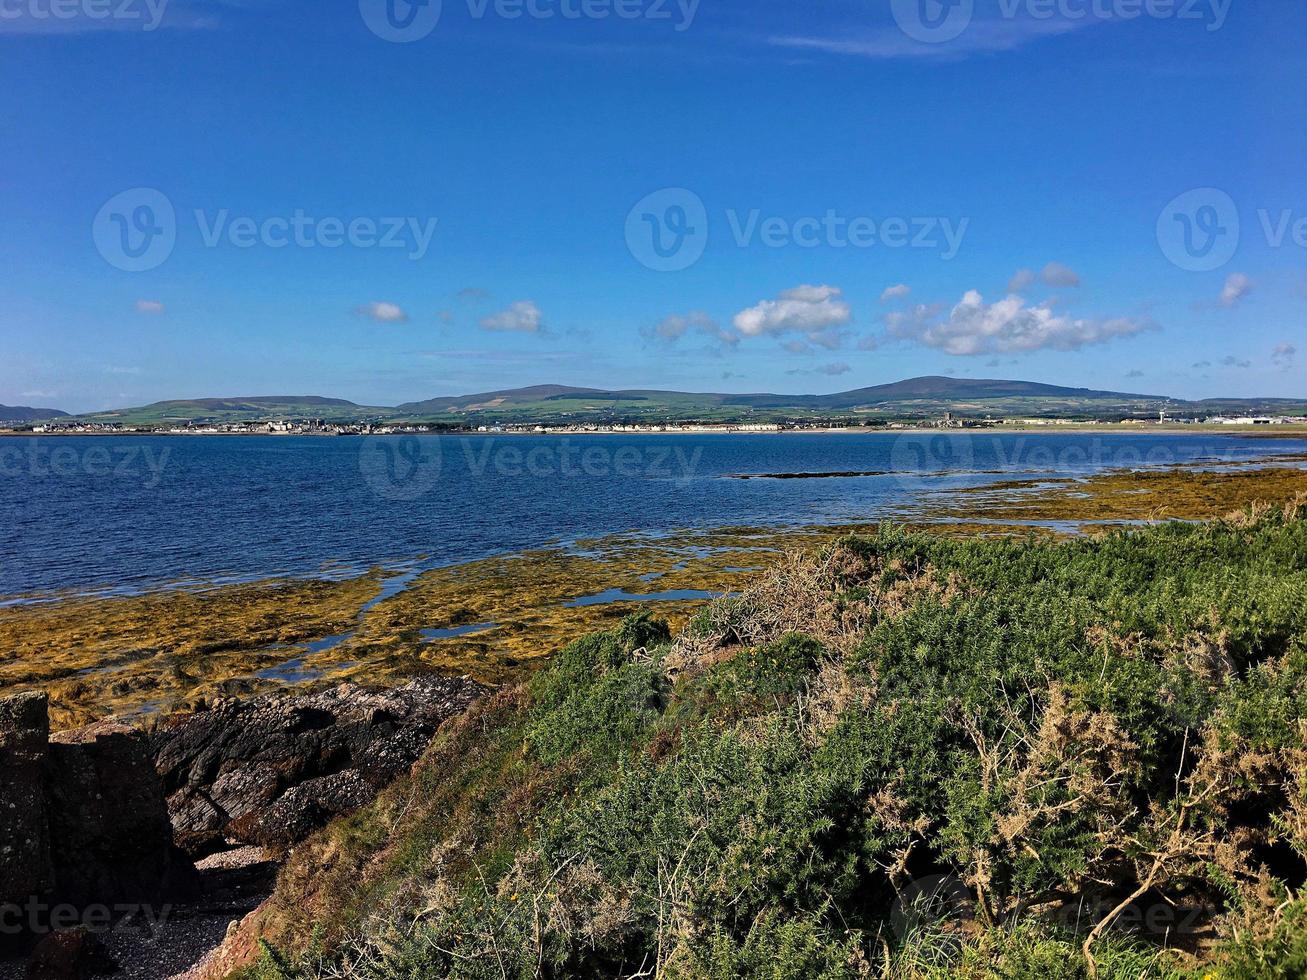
[4,424,1307,438]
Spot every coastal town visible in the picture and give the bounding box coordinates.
[6,412,1307,437]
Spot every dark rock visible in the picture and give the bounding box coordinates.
[0,693,53,907]
[47,721,197,909]
[230,771,375,847]
[0,693,195,954]
[25,927,116,980]
[150,676,483,849]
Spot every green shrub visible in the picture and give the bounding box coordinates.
[249,512,1307,979]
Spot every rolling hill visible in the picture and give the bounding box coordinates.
[0,404,69,423]
[81,396,393,425]
[392,376,1174,422]
[396,377,1162,412]
[46,377,1307,427]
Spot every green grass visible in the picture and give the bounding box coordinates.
[236,506,1307,979]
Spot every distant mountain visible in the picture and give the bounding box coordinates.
[81,396,391,425]
[0,404,69,423]
[721,377,1164,410]
[396,385,605,414]
[62,377,1306,426]
[395,377,1164,417]
[141,396,365,412]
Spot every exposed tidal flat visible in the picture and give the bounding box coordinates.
[3,433,1306,728]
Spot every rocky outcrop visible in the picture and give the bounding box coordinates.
[151,676,484,853]
[0,693,53,908]
[47,721,196,909]
[0,692,194,952]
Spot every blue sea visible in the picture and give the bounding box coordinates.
[2,431,1304,600]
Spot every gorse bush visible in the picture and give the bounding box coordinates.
[241,506,1307,980]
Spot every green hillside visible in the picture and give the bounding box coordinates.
[79,396,393,425]
[0,404,69,423]
[56,378,1307,427]
[391,377,1171,422]
[234,507,1307,979]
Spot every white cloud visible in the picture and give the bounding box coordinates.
[480,300,543,333]
[1272,343,1296,369]
[733,284,852,349]
[880,283,911,303]
[1218,273,1253,308]
[885,290,1152,356]
[648,311,736,347]
[1041,261,1081,288]
[1007,268,1036,293]
[358,301,408,324]
[1221,355,1251,369]
[135,300,165,315]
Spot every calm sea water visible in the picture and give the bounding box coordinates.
[3,431,1304,599]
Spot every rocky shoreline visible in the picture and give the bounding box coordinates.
[0,676,485,980]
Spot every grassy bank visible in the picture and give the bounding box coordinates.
[226,499,1307,979]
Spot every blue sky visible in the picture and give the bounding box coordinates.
[1,0,1303,412]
